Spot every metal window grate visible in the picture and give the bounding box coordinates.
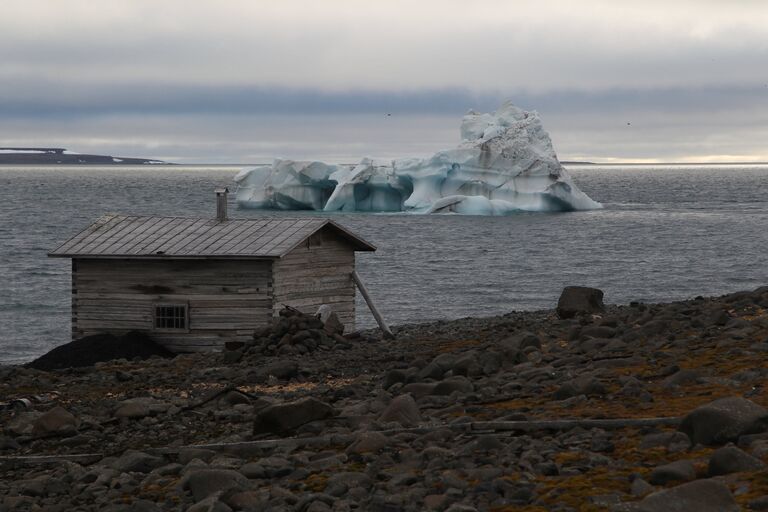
[154,304,187,330]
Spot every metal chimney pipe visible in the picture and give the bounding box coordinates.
[215,188,228,221]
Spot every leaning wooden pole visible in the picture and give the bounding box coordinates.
[351,270,394,339]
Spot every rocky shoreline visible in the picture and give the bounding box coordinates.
[2,287,768,511]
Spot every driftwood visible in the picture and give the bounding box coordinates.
[352,271,394,339]
[152,416,682,456]
[0,453,103,469]
[3,416,682,466]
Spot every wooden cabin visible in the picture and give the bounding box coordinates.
[48,190,376,353]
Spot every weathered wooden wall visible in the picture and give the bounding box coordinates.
[72,258,273,352]
[273,227,356,330]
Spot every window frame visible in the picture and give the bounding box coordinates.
[152,302,189,332]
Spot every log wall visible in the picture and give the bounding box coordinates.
[72,258,273,352]
[273,227,356,331]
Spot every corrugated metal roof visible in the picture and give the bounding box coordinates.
[49,214,376,259]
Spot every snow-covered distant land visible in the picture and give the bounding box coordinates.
[0,148,168,165]
[235,101,602,215]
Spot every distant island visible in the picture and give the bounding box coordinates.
[0,147,169,165]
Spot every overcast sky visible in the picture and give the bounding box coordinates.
[1,0,767,163]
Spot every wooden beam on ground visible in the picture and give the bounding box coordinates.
[351,270,394,339]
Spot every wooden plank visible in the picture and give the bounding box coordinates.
[98,217,165,255]
[353,270,393,338]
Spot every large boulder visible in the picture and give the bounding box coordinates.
[679,397,768,446]
[32,406,79,436]
[614,479,738,512]
[253,397,335,435]
[557,286,605,319]
[708,445,766,476]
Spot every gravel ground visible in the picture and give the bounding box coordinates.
[2,287,768,511]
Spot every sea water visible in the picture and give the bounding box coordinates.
[1,164,767,364]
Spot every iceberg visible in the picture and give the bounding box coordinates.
[234,101,601,215]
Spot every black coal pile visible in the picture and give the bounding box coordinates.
[26,331,174,371]
[246,307,369,356]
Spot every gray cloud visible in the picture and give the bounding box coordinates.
[0,0,767,162]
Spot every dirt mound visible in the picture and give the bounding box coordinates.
[27,331,174,371]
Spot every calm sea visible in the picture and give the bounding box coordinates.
[1,164,767,364]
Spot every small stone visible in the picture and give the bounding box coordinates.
[648,459,696,485]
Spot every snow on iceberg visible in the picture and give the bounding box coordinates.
[234,101,601,215]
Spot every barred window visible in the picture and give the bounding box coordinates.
[154,304,187,330]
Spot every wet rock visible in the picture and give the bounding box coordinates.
[253,398,335,435]
[708,445,766,476]
[679,396,768,446]
[379,394,422,427]
[648,459,695,485]
[615,478,738,512]
[557,286,605,319]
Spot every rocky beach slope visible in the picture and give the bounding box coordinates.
[2,286,768,511]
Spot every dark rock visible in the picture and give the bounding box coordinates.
[630,478,654,497]
[615,478,738,512]
[252,360,299,382]
[557,286,605,319]
[639,432,690,452]
[253,398,335,435]
[111,450,164,474]
[679,396,768,446]
[383,369,408,389]
[400,382,438,399]
[580,325,616,339]
[648,459,695,485]
[32,406,78,436]
[749,496,768,510]
[26,331,173,371]
[432,376,474,396]
[662,370,702,389]
[708,445,766,476]
[183,469,249,502]
[379,394,422,427]
[346,431,389,454]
